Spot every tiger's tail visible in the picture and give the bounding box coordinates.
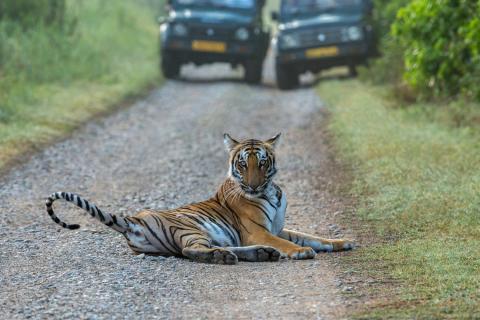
[45,192,129,233]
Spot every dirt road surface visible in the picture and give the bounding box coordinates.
[0,58,356,319]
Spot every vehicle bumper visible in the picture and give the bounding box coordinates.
[276,42,369,70]
[162,38,259,64]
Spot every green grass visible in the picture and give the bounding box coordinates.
[0,0,163,170]
[318,79,480,318]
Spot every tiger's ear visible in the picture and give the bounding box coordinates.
[224,133,239,152]
[265,133,281,148]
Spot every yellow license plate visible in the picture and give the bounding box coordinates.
[192,40,226,53]
[305,46,339,58]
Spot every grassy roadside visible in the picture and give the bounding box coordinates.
[0,0,163,172]
[318,79,480,318]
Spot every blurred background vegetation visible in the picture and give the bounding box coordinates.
[318,0,480,317]
[0,0,163,168]
[367,0,480,105]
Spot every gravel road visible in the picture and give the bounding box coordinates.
[0,57,356,319]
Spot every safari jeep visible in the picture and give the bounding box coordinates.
[159,0,270,84]
[272,0,376,90]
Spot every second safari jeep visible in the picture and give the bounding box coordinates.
[272,0,376,89]
[160,0,270,84]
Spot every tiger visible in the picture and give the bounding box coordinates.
[45,133,354,264]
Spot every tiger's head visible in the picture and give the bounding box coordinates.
[224,133,281,196]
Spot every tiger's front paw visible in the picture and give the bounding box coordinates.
[332,239,355,251]
[287,247,316,260]
[255,246,282,262]
[211,249,238,265]
[183,247,238,265]
[342,239,355,251]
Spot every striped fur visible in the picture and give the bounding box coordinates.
[45,134,354,264]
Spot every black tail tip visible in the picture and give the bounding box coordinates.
[68,224,80,230]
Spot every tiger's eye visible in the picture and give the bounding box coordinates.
[239,160,247,168]
[259,159,266,166]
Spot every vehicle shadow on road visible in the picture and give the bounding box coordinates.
[173,77,278,90]
[298,71,353,89]
[171,67,353,91]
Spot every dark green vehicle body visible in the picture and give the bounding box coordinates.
[160,0,270,83]
[273,0,376,89]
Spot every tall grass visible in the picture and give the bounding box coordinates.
[318,79,480,318]
[0,0,163,169]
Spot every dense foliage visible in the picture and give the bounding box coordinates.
[0,0,66,27]
[0,0,163,167]
[393,0,480,99]
[369,0,480,101]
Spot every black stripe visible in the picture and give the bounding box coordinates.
[143,220,177,255]
[96,208,106,222]
[168,225,183,252]
[221,200,250,236]
[196,203,239,244]
[247,217,269,231]
[245,200,273,223]
[90,206,97,217]
[153,216,180,253]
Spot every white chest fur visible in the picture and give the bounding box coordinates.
[270,190,286,235]
[260,184,287,235]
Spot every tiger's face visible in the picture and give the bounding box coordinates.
[224,133,281,196]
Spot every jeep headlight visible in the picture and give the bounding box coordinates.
[281,33,300,49]
[347,26,363,41]
[172,23,188,37]
[235,28,250,41]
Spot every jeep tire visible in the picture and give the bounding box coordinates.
[244,59,263,84]
[276,63,298,90]
[348,65,358,77]
[161,51,180,79]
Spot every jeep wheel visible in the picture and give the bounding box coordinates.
[161,52,180,79]
[276,64,298,90]
[348,65,358,78]
[244,60,263,84]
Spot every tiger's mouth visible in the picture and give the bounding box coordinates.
[240,184,266,196]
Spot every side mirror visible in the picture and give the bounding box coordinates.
[271,11,279,21]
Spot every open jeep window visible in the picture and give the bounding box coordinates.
[280,0,364,21]
[173,0,255,11]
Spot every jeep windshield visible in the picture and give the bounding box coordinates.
[172,0,255,12]
[280,0,364,21]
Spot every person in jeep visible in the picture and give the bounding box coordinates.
[160,0,270,84]
[273,0,376,89]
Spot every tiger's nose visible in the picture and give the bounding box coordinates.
[246,186,261,193]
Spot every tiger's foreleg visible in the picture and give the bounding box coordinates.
[180,235,238,265]
[223,245,281,262]
[278,229,355,252]
[245,231,316,260]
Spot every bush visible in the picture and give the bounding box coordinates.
[372,0,411,37]
[0,0,163,124]
[360,0,411,89]
[392,0,480,99]
[0,0,66,28]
